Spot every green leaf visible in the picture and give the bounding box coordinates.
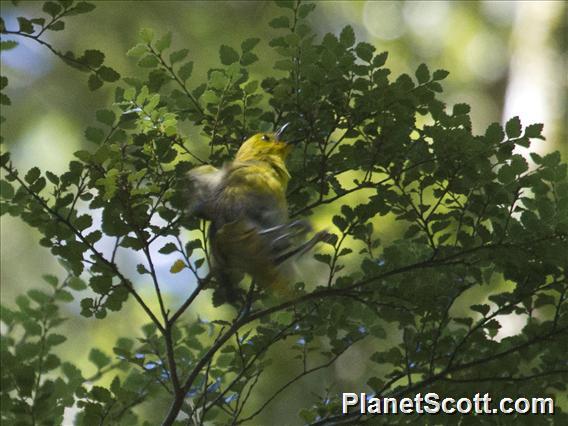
[497,164,515,184]
[139,27,154,43]
[485,122,504,143]
[68,276,87,290]
[505,116,522,138]
[453,103,470,116]
[17,17,35,34]
[85,127,105,144]
[136,264,149,274]
[80,298,94,317]
[90,386,112,403]
[155,31,172,52]
[82,49,105,68]
[241,37,260,52]
[373,51,388,67]
[269,16,290,29]
[178,61,194,81]
[170,48,189,64]
[432,69,449,81]
[127,43,148,58]
[137,54,159,68]
[298,3,316,18]
[48,20,65,31]
[96,109,115,126]
[43,274,58,287]
[240,51,258,66]
[0,40,19,51]
[510,154,529,175]
[67,2,96,15]
[314,253,331,265]
[98,66,120,82]
[25,167,41,184]
[43,1,62,17]
[0,93,11,106]
[88,74,103,91]
[332,215,348,231]
[89,348,111,369]
[244,80,258,95]
[105,286,128,311]
[355,42,374,62]
[159,242,177,254]
[415,63,430,84]
[0,180,14,199]
[219,45,239,65]
[90,275,112,294]
[75,214,92,230]
[340,25,355,47]
[46,334,67,347]
[275,0,294,9]
[525,123,544,139]
[170,259,186,273]
[470,304,490,316]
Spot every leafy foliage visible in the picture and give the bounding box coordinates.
[1,1,567,425]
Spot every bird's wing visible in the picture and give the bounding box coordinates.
[186,164,224,220]
[213,162,288,229]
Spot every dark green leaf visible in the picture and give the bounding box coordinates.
[97,66,120,82]
[0,180,14,199]
[85,127,105,144]
[432,69,449,81]
[89,348,111,369]
[415,63,430,84]
[269,16,290,29]
[95,109,115,127]
[83,49,105,68]
[67,2,96,15]
[0,93,11,106]
[219,45,239,65]
[339,25,355,47]
[355,42,374,62]
[43,1,62,17]
[68,276,87,290]
[159,242,177,254]
[453,103,470,116]
[46,334,67,347]
[25,167,41,184]
[241,37,260,52]
[170,48,189,64]
[298,3,316,18]
[17,17,35,34]
[48,20,65,31]
[525,123,544,139]
[485,122,504,143]
[0,40,19,51]
[178,61,194,81]
[88,74,103,91]
[505,116,522,138]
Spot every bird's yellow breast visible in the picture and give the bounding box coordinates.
[224,160,289,208]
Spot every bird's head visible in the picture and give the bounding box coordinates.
[235,123,298,162]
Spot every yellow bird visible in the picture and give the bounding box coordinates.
[188,124,327,304]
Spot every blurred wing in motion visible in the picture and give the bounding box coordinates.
[186,164,224,220]
[210,218,329,305]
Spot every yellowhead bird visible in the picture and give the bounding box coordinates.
[188,124,327,304]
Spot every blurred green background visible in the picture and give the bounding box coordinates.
[1,1,567,424]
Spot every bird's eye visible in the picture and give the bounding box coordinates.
[261,134,269,141]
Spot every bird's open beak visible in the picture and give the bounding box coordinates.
[275,123,290,141]
[275,122,301,145]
